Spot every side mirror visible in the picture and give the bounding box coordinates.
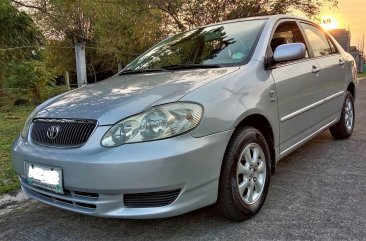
[273,43,306,63]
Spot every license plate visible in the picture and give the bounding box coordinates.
[25,162,63,194]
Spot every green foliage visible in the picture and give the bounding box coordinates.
[6,61,55,89]
[0,105,35,195]
[0,0,50,103]
[92,1,165,66]
[9,0,166,81]
[41,85,69,101]
[358,72,366,78]
[30,0,97,42]
[0,0,44,61]
[6,60,56,103]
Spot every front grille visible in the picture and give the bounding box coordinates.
[20,177,98,212]
[124,189,181,208]
[31,119,97,148]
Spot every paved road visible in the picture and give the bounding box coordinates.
[1,79,365,241]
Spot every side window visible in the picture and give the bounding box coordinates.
[270,21,308,58]
[301,23,335,57]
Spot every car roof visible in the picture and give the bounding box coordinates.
[202,14,312,28]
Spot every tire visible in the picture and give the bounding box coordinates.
[217,126,271,221]
[330,91,355,139]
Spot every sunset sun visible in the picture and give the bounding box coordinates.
[321,16,339,30]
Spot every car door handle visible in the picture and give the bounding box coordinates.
[339,59,345,66]
[312,66,321,74]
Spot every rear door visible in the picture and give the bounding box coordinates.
[300,22,346,119]
[269,20,325,154]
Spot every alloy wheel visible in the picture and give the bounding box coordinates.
[344,97,354,131]
[236,143,266,205]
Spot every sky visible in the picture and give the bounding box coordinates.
[320,0,365,52]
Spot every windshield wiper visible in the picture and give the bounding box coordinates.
[119,64,222,75]
[160,64,222,70]
[119,68,168,75]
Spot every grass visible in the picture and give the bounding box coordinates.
[0,85,68,195]
[358,72,366,79]
[0,105,35,194]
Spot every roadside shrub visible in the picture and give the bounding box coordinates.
[6,60,56,104]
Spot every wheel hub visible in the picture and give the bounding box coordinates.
[236,143,266,205]
[344,97,354,131]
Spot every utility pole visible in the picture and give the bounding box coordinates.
[64,71,70,91]
[118,62,123,72]
[75,43,87,88]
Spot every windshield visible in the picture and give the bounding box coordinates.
[124,20,266,72]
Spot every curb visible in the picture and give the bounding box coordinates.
[0,190,29,216]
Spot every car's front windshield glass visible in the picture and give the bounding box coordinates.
[124,19,267,72]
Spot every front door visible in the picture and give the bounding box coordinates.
[269,21,325,154]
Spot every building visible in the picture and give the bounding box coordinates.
[329,29,364,73]
[329,29,351,52]
[349,46,365,73]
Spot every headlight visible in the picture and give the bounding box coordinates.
[101,102,203,147]
[20,108,38,139]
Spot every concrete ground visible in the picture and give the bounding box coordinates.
[0,79,365,241]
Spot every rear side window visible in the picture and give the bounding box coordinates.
[301,23,337,57]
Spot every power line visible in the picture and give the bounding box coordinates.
[85,47,138,56]
[55,48,73,67]
[0,46,73,51]
[0,45,139,55]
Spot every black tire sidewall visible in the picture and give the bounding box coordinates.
[329,91,355,139]
[226,127,271,216]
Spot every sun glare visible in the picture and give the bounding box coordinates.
[321,16,339,30]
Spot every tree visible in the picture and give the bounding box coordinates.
[9,0,165,83]
[0,0,47,98]
[149,0,339,32]
[92,1,165,67]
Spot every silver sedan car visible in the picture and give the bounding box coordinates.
[12,15,357,221]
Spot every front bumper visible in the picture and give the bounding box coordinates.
[12,127,233,218]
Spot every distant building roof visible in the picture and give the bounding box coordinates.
[329,29,351,52]
[350,46,357,52]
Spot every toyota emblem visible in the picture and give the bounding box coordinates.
[46,125,60,139]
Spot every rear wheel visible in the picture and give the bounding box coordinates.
[330,92,355,139]
[217,126,271,221]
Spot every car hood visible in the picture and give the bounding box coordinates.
[35,67,239,125]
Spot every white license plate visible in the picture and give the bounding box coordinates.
[25,162,63,194]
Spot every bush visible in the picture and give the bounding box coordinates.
[0,85,69,108]
[6,60,56,104]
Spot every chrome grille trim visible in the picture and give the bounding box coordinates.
[30,118,97,148]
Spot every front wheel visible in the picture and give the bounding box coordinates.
[330,92,355,139]
[217,126,271,221]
